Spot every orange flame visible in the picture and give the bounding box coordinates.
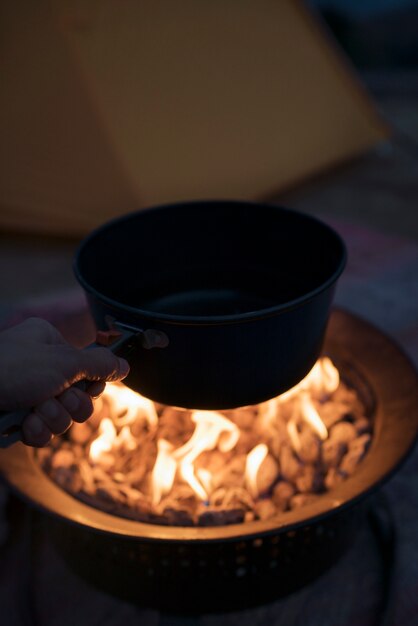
[278,357,339,403]
[103,383,158,428]
[300,392,328,440]
[245,443,268,498]
[88,356,338,502]
[258,397,278,429]
[89,418,116,461]
[151,439,177,505]
[180,462,208,500]
[89,419,137,462]
[117,425,137,451]
[173,411,240,460]
[171,410,240,500]
[307,357,340,396]
[196,468,212,493]
[287,419,302,452]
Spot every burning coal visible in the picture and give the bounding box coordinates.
[39,357,372,526]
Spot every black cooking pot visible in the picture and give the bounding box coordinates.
[74,200,346,409]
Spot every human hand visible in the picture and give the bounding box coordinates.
[0,318,130,447]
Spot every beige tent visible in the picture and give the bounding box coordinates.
[0,0,388,236]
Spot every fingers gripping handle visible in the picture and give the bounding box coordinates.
[0,324,168,448]
[0,378,90,448]
[0,332,129,448]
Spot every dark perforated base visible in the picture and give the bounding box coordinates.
[50,506,363,613]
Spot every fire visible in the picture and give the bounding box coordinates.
[278,356,339,403]
[89,418,116,461]
[102,383,158,428]
[117,425,137,450]
[172,411,240,500]
[151,439,177,505]
[300,392,328,440]
[287,418,302,452]
[308,357,340,396]
[89,418,138,462]
[245,443,268,498]
[258,397,278,429]
[43,349,375,529]
[88,357,335,503]
[173,411,240,460]
[180,462,208,501]
[196,468,212,493]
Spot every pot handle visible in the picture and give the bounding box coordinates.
[0,323,169,448]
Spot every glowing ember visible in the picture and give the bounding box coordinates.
[245,443,268,498]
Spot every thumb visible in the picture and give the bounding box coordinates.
[76,347,130,382]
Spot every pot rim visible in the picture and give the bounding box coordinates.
[73,200,347,326]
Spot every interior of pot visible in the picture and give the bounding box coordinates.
[75,201,346,319]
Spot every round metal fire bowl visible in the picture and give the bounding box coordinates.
[0,309,417,612]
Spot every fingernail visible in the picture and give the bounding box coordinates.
[28,415,46,436]
[41,399,59,420]
[118,358,130,378]
[64,389,80,412]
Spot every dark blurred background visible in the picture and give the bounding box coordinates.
[310,0,418,69]
[1,0,418,313]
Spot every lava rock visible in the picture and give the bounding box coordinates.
[198,507,245,526]
[256,454,280,495]
[330,421,357,444]
[295,466,324,494]
[322,439,348,468]
[289,493,318,510]
[279,445,303,482]
[255,499,277,520]
[325,467,347,490]
[298,429,321,464]
[272,480,295,511]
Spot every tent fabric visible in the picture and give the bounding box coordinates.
[0,0,387,235]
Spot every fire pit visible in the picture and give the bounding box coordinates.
[0,309,417,613]
[38,355,372,527]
